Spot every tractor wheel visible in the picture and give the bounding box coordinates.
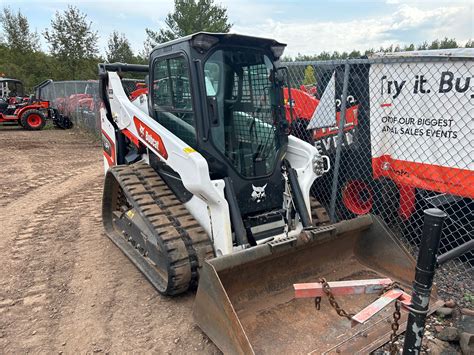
[21,110,46,131]
[340,179,374,217]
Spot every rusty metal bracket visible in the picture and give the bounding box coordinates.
[268,236,297,249]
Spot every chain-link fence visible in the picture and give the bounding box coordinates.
[38,79,147,135]
[283,49,473,276]
[38,80,101,134]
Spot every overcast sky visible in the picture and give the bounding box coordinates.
[4,0,474,57]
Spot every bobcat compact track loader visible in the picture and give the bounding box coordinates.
[98,33,428,354]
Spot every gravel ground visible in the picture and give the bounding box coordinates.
[436,266,474,310]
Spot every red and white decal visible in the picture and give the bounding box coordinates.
[133,116,168,159]
[101,130,115,167]
[372,155,473,199]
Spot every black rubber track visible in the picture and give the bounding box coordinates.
[310,197,331,226]
[102,163,214,296]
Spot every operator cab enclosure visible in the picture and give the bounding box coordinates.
[148,33,290,226]
[0,78,24,98]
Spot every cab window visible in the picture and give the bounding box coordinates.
[152,56,196,147]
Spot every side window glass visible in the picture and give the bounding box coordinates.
[168,58,192,110]
[153,60,172,107]
[204,62,219,96]
[152,56,196,147]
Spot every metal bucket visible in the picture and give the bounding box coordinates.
[193,215,439,354]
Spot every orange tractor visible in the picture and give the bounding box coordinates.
[0,78,72,130]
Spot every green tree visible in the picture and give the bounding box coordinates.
[143,0,232,55]
[466,39,474,48]
[438,37,458,49]
[43,6,98,79]
[106,31,135,63]
[348,50,362,58]
[363,48,375,57]
[302,65,316,85]
[0,41,63,91]
[428,39,440,49]
[0,7,39,53]
[417,41,429,50]
[428,38,458,50]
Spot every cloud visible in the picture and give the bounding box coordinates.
[230,3,472,57]
[5,0,473,58]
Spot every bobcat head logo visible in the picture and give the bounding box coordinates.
[251,184,267,203]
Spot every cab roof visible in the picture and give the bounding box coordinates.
[151,32,287,58]
[0,78,22,83]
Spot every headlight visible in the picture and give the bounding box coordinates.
[312,155,331,176]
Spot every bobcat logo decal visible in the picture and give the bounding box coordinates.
[251,184,267,203]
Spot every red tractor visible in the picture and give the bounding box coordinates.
[0,78,72,130]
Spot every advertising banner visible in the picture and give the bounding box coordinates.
[370,60,473,198]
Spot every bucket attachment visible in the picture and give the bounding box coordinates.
[193,215,440,354]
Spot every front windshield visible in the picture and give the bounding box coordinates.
[204,49,280,177]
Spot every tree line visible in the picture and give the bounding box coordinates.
[0,0,231,91]
[284,38,474,62]
[0,1,472,92]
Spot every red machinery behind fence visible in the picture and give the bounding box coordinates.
[283,86,359,142]
[283,84,415,222]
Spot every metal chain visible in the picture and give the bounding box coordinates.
[315,278,355,321]
[315,279,403,353]
[379,282,404,354]
[389,300,401,355]
[380,282,403,354]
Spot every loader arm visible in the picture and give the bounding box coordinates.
[104,70,234,254]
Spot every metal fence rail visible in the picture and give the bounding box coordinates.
[284,53,473,275]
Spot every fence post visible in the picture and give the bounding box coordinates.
[52,81,57,102]
[402,208,447,354]
[329,62,350,222]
